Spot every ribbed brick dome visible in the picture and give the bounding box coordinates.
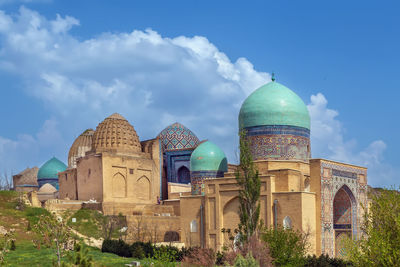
[68,129,94,168]
[92,113,141,154]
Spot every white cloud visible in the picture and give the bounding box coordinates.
[308,93,398,186]
[0,7,396,186]
[0,7,270,165]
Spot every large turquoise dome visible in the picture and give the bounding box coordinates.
[38,157,67,179]
[190,141,228,172]
[37,157,67,189]
[239,81,310,130]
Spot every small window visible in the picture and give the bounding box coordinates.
[88,169,91,176]
[190,220,198,233]
[283,216,292,230]
[129,169,134,174]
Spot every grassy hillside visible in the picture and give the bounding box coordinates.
[0,191,142,267]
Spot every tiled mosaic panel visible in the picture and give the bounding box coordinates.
[335,231,351,258]
[247,134,310,161]
[333,188,352,225]
[320,161,366,257]
[244,125,310,161]
[159,123,200,151]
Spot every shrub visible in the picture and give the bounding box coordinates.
[223,235,272,266]
[261,226,308,266]
[130,242,145,259]
[304,254,352,267]
[152,245,178,262]
[234,253,259,267]
[130,241,155,259]
[101,239,131,257]
[181,247,216,267]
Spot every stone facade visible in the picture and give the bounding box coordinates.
[47,103,366,257]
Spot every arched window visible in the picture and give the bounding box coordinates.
[164,231,180,242]
[283,216,292,229]
[177,166,190,184]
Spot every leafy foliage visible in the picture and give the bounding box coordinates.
[345,187,400,266]
[235,130,261,242]
[261,226,308,266]
[63,243,93,267]
[32,213,74,267]
[304,254,352,266]
[234,253,259,267]
[0,228,15,265]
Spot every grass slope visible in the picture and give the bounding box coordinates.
[0,191,146,266]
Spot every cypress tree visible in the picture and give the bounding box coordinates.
[235,130,261,242]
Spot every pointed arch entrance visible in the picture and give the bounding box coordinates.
[177,166,190,184]
[333,185,356,258]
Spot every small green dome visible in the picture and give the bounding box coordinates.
[190,141,228,172]
[37,157,67,180]
[239,81,310,129]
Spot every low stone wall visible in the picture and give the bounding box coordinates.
[44,199,84,211]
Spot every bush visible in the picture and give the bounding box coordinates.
[234,253,259,267]
[261,226,308,266]
[101,239,131,257]
[181,247,216,267]
[304,254,352,267]
[152,245,179,262]
[223,235,272,266]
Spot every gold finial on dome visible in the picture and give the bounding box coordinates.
[92,113,141,154]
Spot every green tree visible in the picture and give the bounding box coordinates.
[345,187,400,266]
[261,226,308,267]
[235,130,261,242]
[33,213,73,267]
[62,243,93,267]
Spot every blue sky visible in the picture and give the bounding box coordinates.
[0,0,398,187]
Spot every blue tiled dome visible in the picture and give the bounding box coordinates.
[158,123,200,151]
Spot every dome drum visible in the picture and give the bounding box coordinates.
[191,170,224,195]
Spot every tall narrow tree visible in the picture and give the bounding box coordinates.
[236,130,261,242]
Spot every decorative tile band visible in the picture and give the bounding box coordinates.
[243,125,310,161]
[191,171,223,195]
[245,125,310,138]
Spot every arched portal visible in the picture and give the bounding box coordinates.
[333,185,356,258]
[177,166,190,184]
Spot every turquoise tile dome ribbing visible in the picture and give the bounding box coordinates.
[158,122,200,151]
[239,81,310,130]
[190,141,228,172]
[37,157,67,189]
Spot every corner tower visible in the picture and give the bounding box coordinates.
[239,80,311,161]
